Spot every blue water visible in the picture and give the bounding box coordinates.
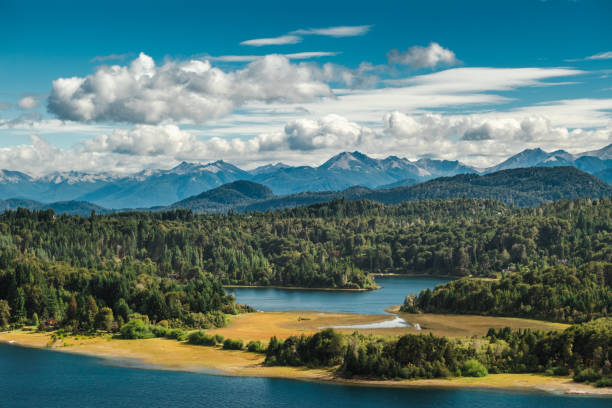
[227,276,448,314]
[1,344,609,408]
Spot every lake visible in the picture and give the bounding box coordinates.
[1,343,609,408]
[226,276,449,314]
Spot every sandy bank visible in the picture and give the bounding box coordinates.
[2,309,609,397]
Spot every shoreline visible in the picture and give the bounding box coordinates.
[1,329,609,397]
[224,284,379,292]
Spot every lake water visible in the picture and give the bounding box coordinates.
[1,343,610,408]
[3,277,610,406]
[226,276,449,314]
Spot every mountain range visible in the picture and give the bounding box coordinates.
[171,167,612,212]
[0,143,610,209]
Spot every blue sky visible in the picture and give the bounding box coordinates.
[0,0,611,174]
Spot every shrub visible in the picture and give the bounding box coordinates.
[573,368,600,383]
[153,326,186,341]
[223,338,243,350]
[462,359,488,377]
[215,334,224,344]
[247,340,266,353]
[120,319,154,339]
[595,376,612,387]
[187,330,216,346]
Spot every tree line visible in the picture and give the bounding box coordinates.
[264,318,612,387]
[401,261,612,323]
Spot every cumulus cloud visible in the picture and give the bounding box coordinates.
[2,110,610,176]
[47,53,335,124]
[282,114,376,150]
[387,42,459,69]
[382,111,612,166]
[291,25,372,37]
[240,35,301,46]
[18,96,39,109]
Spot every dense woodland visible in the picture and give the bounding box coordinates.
[0,197,610,329]
[265,318,612,386]
[402,261,612,323]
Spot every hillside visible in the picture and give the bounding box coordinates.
[175,166,612,212]
[0,198,111,216]
[171,180,274,212]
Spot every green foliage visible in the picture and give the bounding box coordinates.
[246,340,266,353]
[119,319,154,339]
[462,359,488,377]
[152,326,186,341]
[187,330,217,346]
[265,319,612,386]
[265,329,346,367]
[222,338,244,350]
[0,300,9,328]
[408,261,612,323]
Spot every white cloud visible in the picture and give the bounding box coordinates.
[586,51,612,60]
[18,96,39,109]
[387,42,459,68]
[2,109,610,175]
[209,51,340,62]
[47,53,335,124]
[240,35,301,47]
[282,114,376,150]
[291,25,372,37]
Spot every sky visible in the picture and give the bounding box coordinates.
[0,0,611,175]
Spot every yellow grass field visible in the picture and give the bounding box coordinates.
[207,310,569,342]
[0,311,606,396]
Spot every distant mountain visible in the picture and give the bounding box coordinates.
[171,180,274,212]
[484,144,612,177]
[171,166,612,212]
[595,168,612,185]
[486,148,557,173]
[0,198,110,216]
[414,158,478,177]
[365,167,612,207]
[78,161,252,208]
[0,143,610,208]
[377,178,418,189]
[579,143,612,160]
[252,152,432,195]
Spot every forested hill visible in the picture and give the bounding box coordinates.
[0,198,111,216]
[175,166,612,212]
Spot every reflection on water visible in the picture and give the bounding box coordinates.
[227,276,450,314]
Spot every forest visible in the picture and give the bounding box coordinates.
[402,261,612,323]
[0,196,610,332]
[264,318,612,387]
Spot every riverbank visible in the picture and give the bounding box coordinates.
[224,284,380,292]
[0,330,609,396]
[1,311,608,396]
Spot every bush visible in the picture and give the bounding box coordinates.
[152,326,186,341]
[120,319,154,339]
[247,340,266,353]
[595,376,612,388]
[544,366,569,376]
[462,359,488,377]
[223,338,244,350]
[187,330,216,346]
[573,368,600,383]
[215,334,224,344]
